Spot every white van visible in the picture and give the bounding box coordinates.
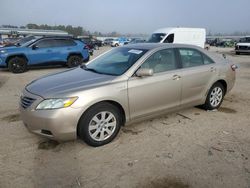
[148,27,206,48]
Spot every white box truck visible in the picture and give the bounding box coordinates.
[148,27,206,48]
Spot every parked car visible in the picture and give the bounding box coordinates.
[111,37,129,47]
[1,37,21,47]
[235,36,250,55]
[124,38,145,45]
[0,36,89,73]
[103,38,114,45]
[20,43,237,147]
[79,38,94,56]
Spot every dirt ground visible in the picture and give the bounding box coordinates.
[0,46,250,188]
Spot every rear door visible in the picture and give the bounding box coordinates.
[52,39,77,61]
[177,48,217,106]
[128,48,182,120]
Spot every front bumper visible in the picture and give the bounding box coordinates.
[235,49,250,53]
[19,89,83,141]
[0,57,6,67]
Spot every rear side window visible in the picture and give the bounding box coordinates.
[36,39,54,48]
[53,39,76,47]
[178,48,204,68]
[203,54,214,65]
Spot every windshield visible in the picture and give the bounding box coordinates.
[239,37,250,43]
[148,33,166,43]
[85,47,148,76]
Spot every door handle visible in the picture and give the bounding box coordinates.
[172,75,181,80]
[210,67,216,72]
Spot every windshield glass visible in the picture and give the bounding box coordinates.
[16,36,39,46]
[86,47,148,76]
[239,37,250,43]
[148,33,166,43]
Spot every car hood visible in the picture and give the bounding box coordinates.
[26,67,116,98]
[237,43,250,46]
[0,46,18,50]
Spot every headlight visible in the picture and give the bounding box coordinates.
[0,50,6,53]
[36,97,78,110]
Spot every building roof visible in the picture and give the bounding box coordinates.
[0,28,69,36]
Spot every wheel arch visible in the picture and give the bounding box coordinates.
[215,79,227,94]
[76,100,126,136]
[6,54,28,65]
[67,52,83,60]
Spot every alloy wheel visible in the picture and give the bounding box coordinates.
[88,111,117,141]
[209,87,223,107]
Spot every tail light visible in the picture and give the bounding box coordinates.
[231,64,238,71]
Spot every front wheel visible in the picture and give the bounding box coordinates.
[203,82,225,110]
[78,103,122,147]
[8,57,27,73]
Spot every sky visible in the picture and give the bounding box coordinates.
[1,0,250,34]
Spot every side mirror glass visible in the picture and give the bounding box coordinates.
[136,68,153,77]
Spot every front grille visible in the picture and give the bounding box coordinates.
[20,96,36,109]
[239,45,250,50]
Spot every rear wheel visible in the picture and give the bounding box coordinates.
[78,103,122,147]
[8,57,27,73]
[236,52,240,55]
[67,55,83,68]
[203,82,225,110]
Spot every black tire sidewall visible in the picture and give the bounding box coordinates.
[67,55,83,67]
[204,82,225,110]
[8,57,27,73]
[78,103,122,147]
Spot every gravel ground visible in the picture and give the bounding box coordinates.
[0,46,250,188]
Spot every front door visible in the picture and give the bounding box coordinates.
[28,39,58,65]
[128,48,182,120]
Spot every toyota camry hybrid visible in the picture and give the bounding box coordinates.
[20,43,237,147]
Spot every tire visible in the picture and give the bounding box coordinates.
[78,102,122,147]
[236,52,240,55]
[67,55,83,68]
[8,57,27,73]
[203,82,225,110]
[115,43,119,47]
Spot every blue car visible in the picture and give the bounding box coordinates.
[0,36,89,73]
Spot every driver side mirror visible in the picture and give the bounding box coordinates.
[32,45,38,50]
[135,68,153,77]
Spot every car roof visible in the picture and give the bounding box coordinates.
[122,43,203,50]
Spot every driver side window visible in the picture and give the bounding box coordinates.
[141,49,177,73]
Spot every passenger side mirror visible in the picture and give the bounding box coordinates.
[32,45,38,50]
[136,68,153,77]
